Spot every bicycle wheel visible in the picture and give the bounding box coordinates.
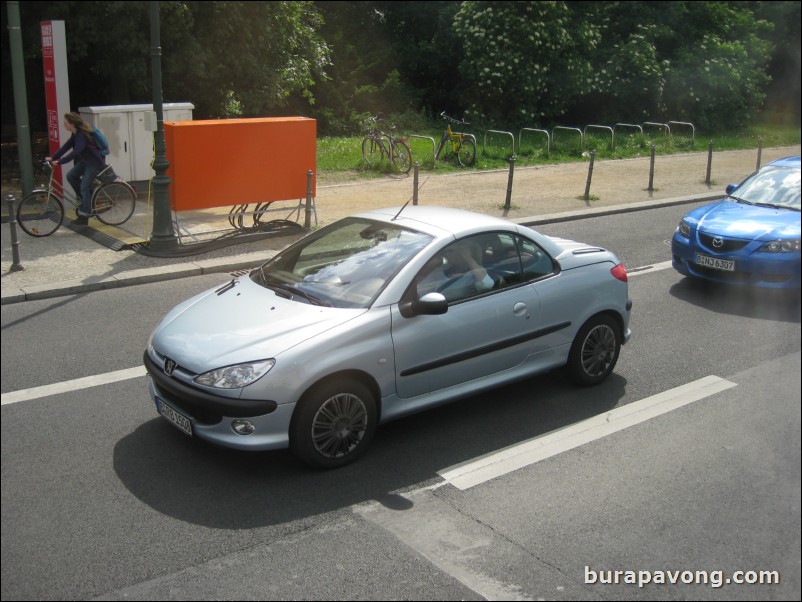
[362,137,383,167]
[457,137,477,167]
[16,190,64,237]
[391,139,412,174]
[93,181,136,226]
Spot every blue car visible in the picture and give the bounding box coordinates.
[672,156,801,289]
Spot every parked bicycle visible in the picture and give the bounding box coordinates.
[361,115,412,174]
[16,159,137,237]
[435,112,477,167]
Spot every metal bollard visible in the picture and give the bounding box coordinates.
[504,155,516,210]
[584,151,596,201]
[413,163,419,206]
[304,170,313,230]
[756,136,763,170]
[706,141,713,185]
[7,194,24,271]
[647,145,656,193]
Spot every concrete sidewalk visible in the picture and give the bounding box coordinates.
[2,145,798,305]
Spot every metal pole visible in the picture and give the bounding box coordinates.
[7,195,24,271]
[504,156,516,210]
[304,170,313,229]
[6,1,34,197]
[147,1,178,251]
[584,151,596,201]
[756,136,763,170]
[412,163,419,205]
[647,145,656,192]
[705,141,713,185]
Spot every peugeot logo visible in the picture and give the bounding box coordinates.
[164,358,177,377]
[712,237,724,248]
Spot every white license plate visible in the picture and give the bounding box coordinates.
[695,254,735,272]
[156,398,193,437]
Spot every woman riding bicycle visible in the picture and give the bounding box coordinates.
[47,112,106,225]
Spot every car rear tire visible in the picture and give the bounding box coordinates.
[566,314,621,386]
[290,379,377,469]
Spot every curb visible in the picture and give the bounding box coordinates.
[1,193,717,305]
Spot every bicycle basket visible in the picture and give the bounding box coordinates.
[97,164,118,185]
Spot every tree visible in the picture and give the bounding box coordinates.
[1,1,329,129]
[165,1,329,118]
[453,1,599,128]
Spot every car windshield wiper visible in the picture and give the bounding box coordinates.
[264,281,331,307]
[729,195,753,205]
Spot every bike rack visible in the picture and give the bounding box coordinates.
[667,121,695,143]
[584,125,615,150]
[614,123,643,137]
[518,128,550,155]
[483,130,515,156]
[552,126,583,150]
[643,122,671,137]
[408,135,436,163]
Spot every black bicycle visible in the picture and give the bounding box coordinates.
[361,115,412,174]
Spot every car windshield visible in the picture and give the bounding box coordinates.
[255,217,433,308]
[730,165,801,211]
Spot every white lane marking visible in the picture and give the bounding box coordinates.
[438,375,737,490]
[358,493,536,601]
[1,367,147,406]
[626,260,673,276]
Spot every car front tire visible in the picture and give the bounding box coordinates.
[290,379,377,469]
[566,314,621,386]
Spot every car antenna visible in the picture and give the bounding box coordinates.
[392,177,429,221]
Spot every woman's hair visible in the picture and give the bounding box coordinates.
[64,112,93,137]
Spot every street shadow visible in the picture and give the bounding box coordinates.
[113,370,626,530]
[669,277,801,323]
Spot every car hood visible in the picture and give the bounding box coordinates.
[151,277,365,372]
[687,201,801,240]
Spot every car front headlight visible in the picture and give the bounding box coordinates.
[194,359,275,389]
[677,219,692,238]
[759,240,801,253]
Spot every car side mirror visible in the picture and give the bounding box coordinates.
[399,292,448,318]
[726,183,738,195]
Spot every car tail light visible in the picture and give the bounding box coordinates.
[611,264,628,282]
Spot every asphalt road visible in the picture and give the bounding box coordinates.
[1,203,800,601]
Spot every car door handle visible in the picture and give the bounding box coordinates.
[513,302,529,318]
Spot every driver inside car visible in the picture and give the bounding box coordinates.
[417,239,494,302]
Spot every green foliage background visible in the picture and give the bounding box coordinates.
[1,1,800,136]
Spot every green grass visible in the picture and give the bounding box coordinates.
[316,119,800,181]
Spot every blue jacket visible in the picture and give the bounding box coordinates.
[52,130,106,171]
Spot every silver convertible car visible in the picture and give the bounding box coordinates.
[144,206,633,468]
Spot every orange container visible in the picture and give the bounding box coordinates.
[165,117,316,211]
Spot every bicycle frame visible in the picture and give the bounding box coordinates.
[43,162,121,205]
[436,123,465,159]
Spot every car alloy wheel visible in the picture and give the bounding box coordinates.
[566,314,621,386]
[290,379,377,468]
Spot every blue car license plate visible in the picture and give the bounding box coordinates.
[156,398,193,436]
[696,254,735,272]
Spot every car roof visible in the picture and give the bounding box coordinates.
[766,155,800,169]
[355,205,518,238]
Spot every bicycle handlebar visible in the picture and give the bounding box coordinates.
[440,111,469,126]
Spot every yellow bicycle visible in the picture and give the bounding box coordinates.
[435,112,476,167]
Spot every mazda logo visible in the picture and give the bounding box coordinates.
[164,358,177,377]
[712,237,724,248]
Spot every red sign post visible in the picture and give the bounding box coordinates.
[41,21,70,185]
